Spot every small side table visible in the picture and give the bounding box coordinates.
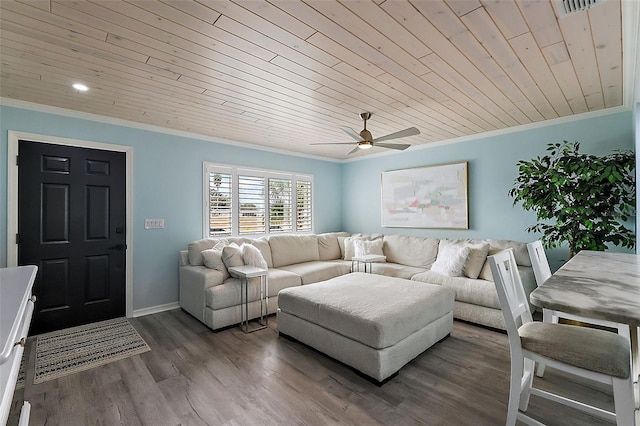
[352,254,386,273]
[228,265,268,333]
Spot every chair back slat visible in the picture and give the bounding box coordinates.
[527,240,552,286]
[488,249,533,337]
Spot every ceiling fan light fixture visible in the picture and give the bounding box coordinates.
[312,111,419,155]
[359,129,373,141]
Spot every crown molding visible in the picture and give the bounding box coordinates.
[342,105,632,163]
[0,98,341,163]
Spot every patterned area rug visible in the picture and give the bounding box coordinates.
[34,317,150,384]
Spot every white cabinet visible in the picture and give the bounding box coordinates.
[0,266,37,426]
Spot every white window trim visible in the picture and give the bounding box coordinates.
[203,162,314,238]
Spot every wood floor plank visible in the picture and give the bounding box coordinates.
[10,310,615,425]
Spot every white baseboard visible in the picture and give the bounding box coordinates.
[132,302,181,318]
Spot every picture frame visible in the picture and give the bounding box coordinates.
[381,161,468,229]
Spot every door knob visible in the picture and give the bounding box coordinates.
[108,244,127,251]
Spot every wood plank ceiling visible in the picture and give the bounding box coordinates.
[0,0,630,159]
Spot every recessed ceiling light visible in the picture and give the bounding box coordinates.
[72,83,89,92]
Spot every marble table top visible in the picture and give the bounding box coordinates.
[530,250,640,327]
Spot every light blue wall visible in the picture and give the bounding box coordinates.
[1,105,635,309]
[342,110,635,271]
[0,105,343,310]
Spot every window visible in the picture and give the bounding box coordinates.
[297,180,312,232]
[239,175,265,235]
[269,178,292,233]
[204,163,313,237]
[208,171,232,236]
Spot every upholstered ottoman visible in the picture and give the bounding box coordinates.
[277,272,455,383]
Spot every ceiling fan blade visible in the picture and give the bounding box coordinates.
[347,146,360,155]
[340,126,364,142]
[310,142,358,146]
[375,143,411,151]
[373,127,420,143]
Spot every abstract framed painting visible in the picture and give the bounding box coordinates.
[381,161,468,229]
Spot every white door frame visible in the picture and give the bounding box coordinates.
[7,131,134,318]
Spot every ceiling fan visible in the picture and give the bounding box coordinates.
[312,112,420,154]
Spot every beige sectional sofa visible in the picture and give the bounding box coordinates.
[179,232,535,331]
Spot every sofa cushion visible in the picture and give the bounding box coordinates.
[369,262,427,279]
[278,261,351,285]
[269,234,320,267]
[383,235,439,268]
[187,238,226,266]
[351,233,384,240]
[206,268,301,310]
[317,232,349,260]
[227,237,255,246]
[267,268,303,296]
[337,236,347,259]
[327,259,352,270]
[411,270,500,309]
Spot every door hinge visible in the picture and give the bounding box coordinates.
[16,155,19,166]
[16,233,19,244]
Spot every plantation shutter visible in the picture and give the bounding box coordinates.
[238,175,265,235]
[269,178,293,233]
[208,172,232,236]
[204,163,313,237]
[296,180,312,232]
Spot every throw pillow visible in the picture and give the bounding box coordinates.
[241,243,268,270]
[343,237,363,261]
[430,244,470,277]
[221,243,244,274]
[353,238,385,260]
[337,236,347,259]
[479,248,503,281]
[251,237,273,268]
[463,242,490,279]
[343,234,383,260]
[485,239,531,266]
[201,241,231,281]
[187,238,226,266]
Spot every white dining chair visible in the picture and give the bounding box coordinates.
[526,241,631,377]
[488,249,634,426]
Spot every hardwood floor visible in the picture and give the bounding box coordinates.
[10,309,615,425]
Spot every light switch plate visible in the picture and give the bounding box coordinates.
[145,219,165,229]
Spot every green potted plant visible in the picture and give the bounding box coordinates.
[509,141,635,257]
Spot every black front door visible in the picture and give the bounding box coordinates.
[18,141,126,334]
